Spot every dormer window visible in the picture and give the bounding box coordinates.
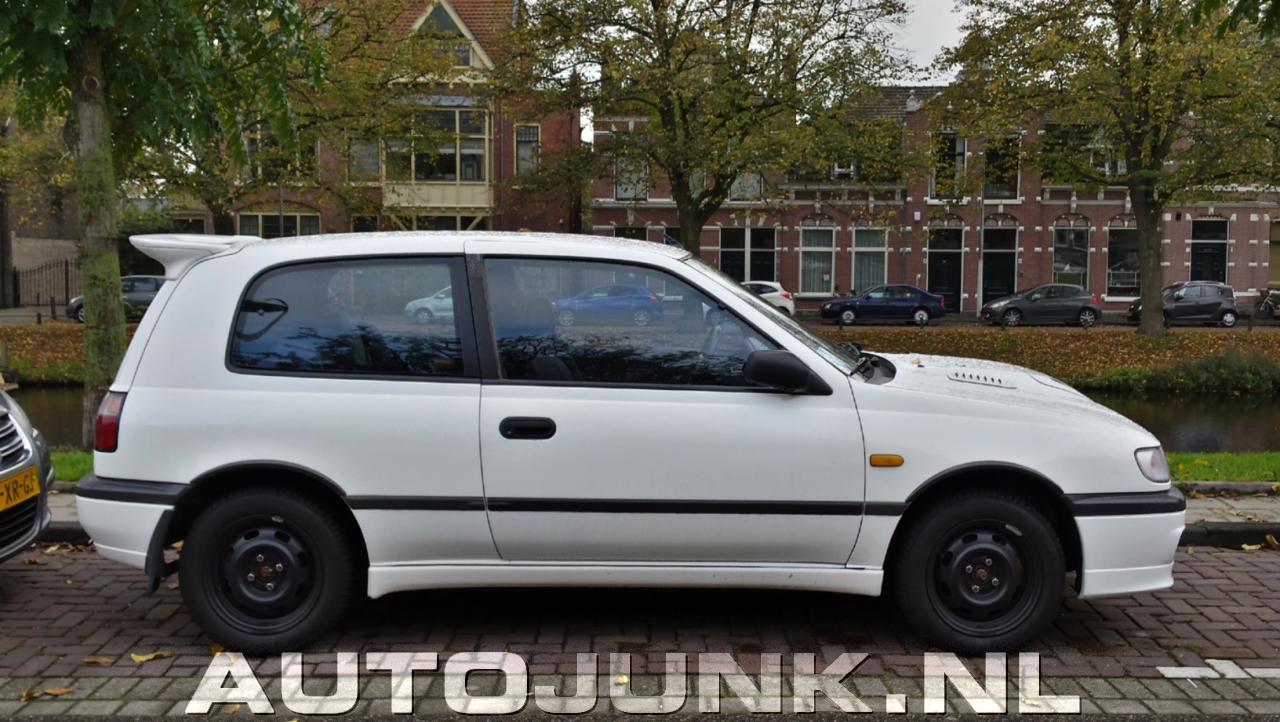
[418,3,472,67]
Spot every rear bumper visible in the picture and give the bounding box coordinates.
[75,474,185,576]
[1069,489,1185,598]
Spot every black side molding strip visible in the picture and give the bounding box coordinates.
[1067,488,1186,517]
[485,498,865,515]
[75,474,188,505]
[347,496,486,511]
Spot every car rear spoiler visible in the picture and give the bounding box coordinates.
[130,234,260,279]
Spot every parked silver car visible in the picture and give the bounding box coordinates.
[403,285,455,324]
[0,392,53,563]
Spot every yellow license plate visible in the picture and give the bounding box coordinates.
[0,467,40,512]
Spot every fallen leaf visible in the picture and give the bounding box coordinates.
[210,644,224,656]
[19,688,41,702]
[1188,490,1207,499]
[225,704,241,714]
[1266,533,1280,551]
[131,651,173,664]
[43,544,65,554]
[65,579,74,585]
[1241,543,1263,551]
[22,558,40,566]
[43,688,73,697]
[83,656,115,666]
[613,675,629,685]
[169,541,184,551]
[166,582,179,590]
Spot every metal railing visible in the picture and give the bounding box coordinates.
[13,259,80,307]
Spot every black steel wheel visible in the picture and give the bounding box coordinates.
[892,491,1064,652]
[180,488,358,653]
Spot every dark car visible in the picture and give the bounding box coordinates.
[981,283,1102,327]
[1127,281,1240,327]
[66,275,164,323]
[819,284,946,326]
[553,284,665,327]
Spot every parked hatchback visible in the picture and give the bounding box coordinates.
[67,275,164,323]
[742,281,795,316]
[1127,281,1241,327]
[77,232,1184,654]
[981,284,1102,327]
[0,392,54,563]
[820,285,946,326]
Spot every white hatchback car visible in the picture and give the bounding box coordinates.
[77,232,1184,654]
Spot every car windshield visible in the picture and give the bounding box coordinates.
[683,256,859,375]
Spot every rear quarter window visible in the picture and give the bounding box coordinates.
[229,257,474,378]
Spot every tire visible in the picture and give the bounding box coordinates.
[1219,310,1238,328]
[557,309,576,327]
[74,305,86,324]
[413,308,434,324]
[839,309,856,325]
[1077,308,1098,328]
[633,309,652,326]
[179,488,359,654]
[891,491,1065,653]
[912,308,930,327]
[1002,308,1022,327]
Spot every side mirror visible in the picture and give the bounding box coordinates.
[1029,293,1041,302]
[744,350,832,395]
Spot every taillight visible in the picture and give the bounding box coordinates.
[780,292,792,300]
[1093,294,1101,305]
[95,391,126,453]
[939,296,946,309]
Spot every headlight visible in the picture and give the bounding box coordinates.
[1134,446,1170,483]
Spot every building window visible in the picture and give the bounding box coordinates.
[516,125,540,174]
[385,110,487,184]
[1107,229,1139,296]
[931,133,965,198]
[348,137,380,182]
[614,226,647,240]
[852,229,888,295]
[798,228,836,296]
[983,136,1019,200]
[417,2,472,67]
[238,213,321,239]
[729,173,763,201]
[1190,218,1229,282]
[171,217,206,234]
[390,215,489,231]
[615,161,648,201]
[719,228,775,282]
[1053,228,1089,287]
[352,215,379,233]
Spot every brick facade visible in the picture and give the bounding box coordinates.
[590,90,1279,314]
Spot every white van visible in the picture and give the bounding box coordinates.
[76,232,1184,653]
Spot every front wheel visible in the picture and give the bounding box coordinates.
[557,309,576,327]
[413,308,434,325]
[891,491,1065,652]
[179,488,358,654]
[1002,308,1022,327]
[1077,308,1098,328]
[839,309,856,325]
[1219,310,1238,328]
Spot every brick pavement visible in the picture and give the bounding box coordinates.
[0,544,1278,716]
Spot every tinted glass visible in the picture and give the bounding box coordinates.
[485,258,777,387]
[231,258,469,377]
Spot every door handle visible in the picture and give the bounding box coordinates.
[499,417,557,440]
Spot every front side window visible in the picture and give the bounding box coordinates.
[1107,229,1139,296]
[1053,228,1089,287]
[484,258,777,387]
[798,228,835,295]
[231,258,471,378]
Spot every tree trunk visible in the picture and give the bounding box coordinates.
[71,30,127,448]
[211,207,236,235]
[1131,185,1166,338]
[676,211,704,256]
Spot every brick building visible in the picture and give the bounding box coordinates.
[172,0,581,239]
[590,87,1280,314]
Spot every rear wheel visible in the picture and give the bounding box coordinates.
[912,308,930,327]
[891,491,1064,652]
[74,305,86,323]
[413,308,434,324]
[180,488,358,654]
[633,309,653,326]
[1219,310,1238,328]
[1077,308,1098,328]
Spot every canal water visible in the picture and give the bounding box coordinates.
[9,385,1280,453]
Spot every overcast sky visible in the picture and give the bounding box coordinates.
[895,0,965,81]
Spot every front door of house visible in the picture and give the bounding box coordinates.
[1190,244,1227,283]
[929,252,962,312]
[981,252,1016,306]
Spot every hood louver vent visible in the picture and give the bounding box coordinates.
[947,370,1017,389]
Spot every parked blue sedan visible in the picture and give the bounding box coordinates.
[820,284,946,326]
[553,284,665,327]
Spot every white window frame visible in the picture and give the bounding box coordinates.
[383,109,489,186]
[851,228,889,295]
[797,227,837,297]
[1052,227,1091,288]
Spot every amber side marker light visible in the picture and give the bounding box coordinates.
[869,454,904,468]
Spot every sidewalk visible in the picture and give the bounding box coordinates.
[40,481,1280,547]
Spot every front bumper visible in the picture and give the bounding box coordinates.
[1069,488,1185,598]
[0,461,54,563]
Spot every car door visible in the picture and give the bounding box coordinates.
[860,286,891,319]
[1172,284,1203,320]
[476,254,865,564]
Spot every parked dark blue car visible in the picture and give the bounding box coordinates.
[820,284,946,326]
[553,284,665,327]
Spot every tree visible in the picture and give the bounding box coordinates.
[938,0,1280,337]
[1195,0,1280,35]
[0,1,324,445]
[493,0,910,253]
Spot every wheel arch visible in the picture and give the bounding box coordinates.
[887,462,1082,577]
[167,461,369,570]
